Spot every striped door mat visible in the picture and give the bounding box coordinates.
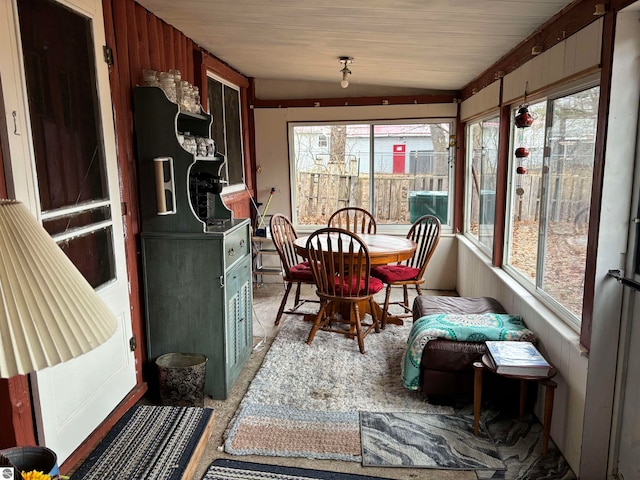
[71,405,214,480]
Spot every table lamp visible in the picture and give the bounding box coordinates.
[0,200,117,378]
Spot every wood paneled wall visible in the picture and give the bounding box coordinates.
[101,0,254,380]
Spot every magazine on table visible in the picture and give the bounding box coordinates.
[484,340,552,376]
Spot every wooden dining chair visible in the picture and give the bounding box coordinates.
[371,214,441,328]
[269,214,317,325]
[327,207,377,234]
[305,228,384,353]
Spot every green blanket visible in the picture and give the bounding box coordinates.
[402,313,536,390]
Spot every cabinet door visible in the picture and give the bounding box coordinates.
[225,255,252,383]
[239,262,253,353]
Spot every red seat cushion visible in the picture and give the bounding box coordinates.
[289,262,315,281]
[371,265,421,283]
[335,276,384,295]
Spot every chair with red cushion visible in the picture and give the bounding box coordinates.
[371,214,441,328]
[327,207,377,234]
[270,214,318,325]
[305,227,383,353]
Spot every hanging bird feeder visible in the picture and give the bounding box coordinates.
[515,105,534,128]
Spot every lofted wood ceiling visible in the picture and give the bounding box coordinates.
[135,0,577,91]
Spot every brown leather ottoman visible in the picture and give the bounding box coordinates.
[412,296,511,401]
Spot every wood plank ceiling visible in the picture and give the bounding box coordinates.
[135,0,576,91]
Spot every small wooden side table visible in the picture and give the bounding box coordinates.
[473,354,557,456]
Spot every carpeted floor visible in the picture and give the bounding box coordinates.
[150,283,574,480]
[223,317,453,461]
[220,287,577,479]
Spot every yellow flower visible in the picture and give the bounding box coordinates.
[21,471,51,480]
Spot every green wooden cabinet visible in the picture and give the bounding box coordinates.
[134,86,253,400]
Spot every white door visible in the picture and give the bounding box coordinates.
[615,136,640,478]
[0,0,136,462]
[609,5,640,479]
[615,118,640,478]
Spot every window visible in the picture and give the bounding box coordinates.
[465,115,500,255]
[207,74,244,189]
[19,0,117,289]
[290,121,454,228]
[505,85,600,325]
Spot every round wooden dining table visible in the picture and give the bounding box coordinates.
[293,233,417,325]
[293,233,416,266]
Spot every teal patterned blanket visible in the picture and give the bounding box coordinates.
[402,313,536,390]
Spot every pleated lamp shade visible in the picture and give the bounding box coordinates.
[0,200,117,378]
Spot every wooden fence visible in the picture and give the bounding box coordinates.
[512,173,592,223]
[297,172,449,224]
[296,171,592,225]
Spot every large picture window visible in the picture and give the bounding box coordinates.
[505,85,599,325]
[290,121,454,229]
[465,115,500,255]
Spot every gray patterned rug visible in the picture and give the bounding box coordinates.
[360,409,576,480]
[361,412,505,471]
[476,408,577,480]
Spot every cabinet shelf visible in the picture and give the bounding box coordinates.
[253,266,282,275]
[179,110,209,121]
[252,236,282,284]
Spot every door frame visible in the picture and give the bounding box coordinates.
[0,0,147,468]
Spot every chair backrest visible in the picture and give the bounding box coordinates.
[270,214,301,278]
[405,214,441,276]
[327,207,377,234]
[306,228,372,299]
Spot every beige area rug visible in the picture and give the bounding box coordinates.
[224,317,453,461]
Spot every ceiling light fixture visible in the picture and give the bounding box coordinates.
[339,56,353,88]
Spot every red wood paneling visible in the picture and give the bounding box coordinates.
[253,94,458,109]
[163,23,175,70]
[133,6,148,71]
[580,7,618,351]
[492,103,511,267]
[246,77,257,197]
[104,0,145,378]
[453,115,464,234]
[0,376,36,448]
